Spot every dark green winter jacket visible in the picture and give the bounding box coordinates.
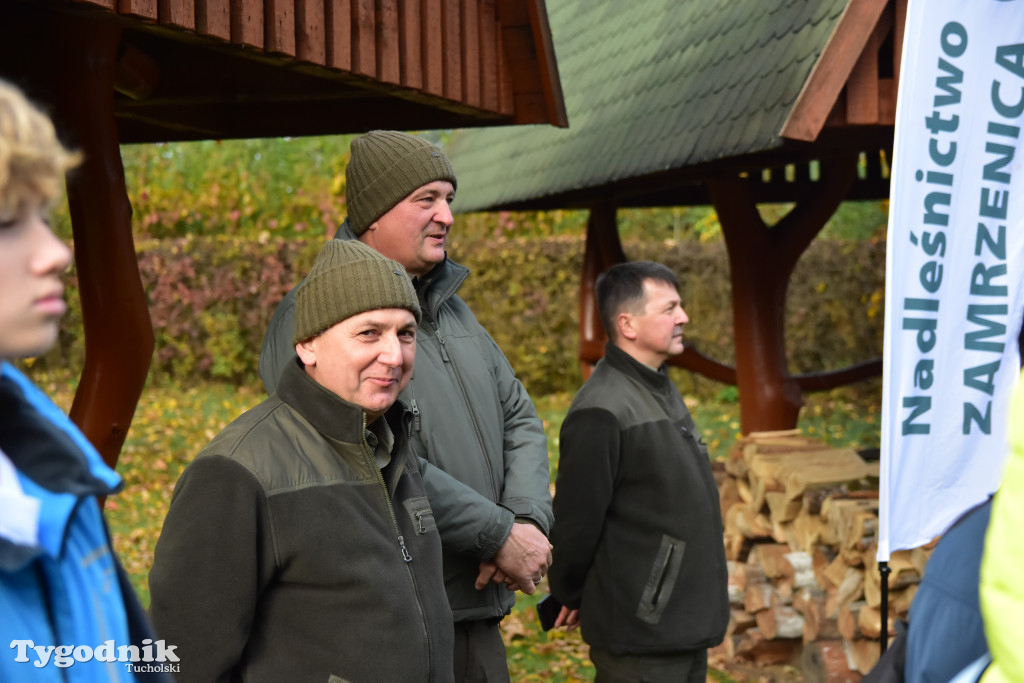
[549,342,729,655]
[148,360,454,682]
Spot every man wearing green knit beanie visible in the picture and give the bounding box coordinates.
[150,239,455,682]
[260,130,553,682]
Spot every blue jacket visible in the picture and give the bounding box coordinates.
[0,363,167,682]
[904,498,992,683]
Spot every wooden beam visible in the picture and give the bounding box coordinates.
[421,0,444,96]
[196,0,231,40]
[461,0,480,107]
[846,7,892,124]
[50,18,154,475]
[325,0,351,70]
[119,0,158,19]
[526,0,567,126]
[76,0,115,9]
[479,0,498,111]
[780,0,890,142]
[231,0,264,48]
[496,18,513,115]
[296,0,326,64]
[377,0,400,84]
[578,204,626,377]
[265,0,296,56]
[160,0,195,29]
[442,0,462,100]
[352,0,376,77]
[399,0,423,89]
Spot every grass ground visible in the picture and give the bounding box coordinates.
[36,372,881,682]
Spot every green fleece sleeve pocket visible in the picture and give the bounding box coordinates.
[402,496,437,535]
[636,534,685,625]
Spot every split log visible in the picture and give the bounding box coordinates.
[727,561,747,606]
[719,476,742,520]
[728,608,756,636]
[823,553,849,588]
[736,477,753,504]
[777,449,870,501]
[801,639,862,683]
[792,510,828,551]
[811,546,834,590]
[766,491,803,523]
[725,450,749,478]
[734,628,801,666]
[727,502,773,539]
[751,543,794,581]
[856,604,897,639]
[838,600,866,641]
[785,551,818,591]
[755,605,804,640]
[845,638,882,675]
[744,581,784,614]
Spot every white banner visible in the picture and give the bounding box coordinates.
[880,0,1024,560]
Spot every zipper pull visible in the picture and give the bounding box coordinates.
[398,535,413,562]
[436,331,450,362]
[411,398,422,432]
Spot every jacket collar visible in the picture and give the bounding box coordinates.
[0,363,121,570]
[334,218,470,320]
[275,357,410,446]
[601,342,676,397]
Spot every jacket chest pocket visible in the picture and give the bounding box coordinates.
[636,534,685,625]
[402,496,437,534]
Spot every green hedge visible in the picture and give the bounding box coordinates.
[29,234,884,401]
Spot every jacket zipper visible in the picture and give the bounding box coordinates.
[417,307,498,500]
[360,414,431,670]
[360,414,410,562]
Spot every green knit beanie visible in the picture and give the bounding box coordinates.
[346,130,458,236]
[293,240,422,344]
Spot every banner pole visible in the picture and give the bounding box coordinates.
[878,561,891,656]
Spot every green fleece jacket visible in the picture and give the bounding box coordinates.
[259,221,552,622]
[549,342,729,655]
[148,360,454,682]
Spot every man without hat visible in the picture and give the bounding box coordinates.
[149,240,453,681]
[259,131,553,682]
[548,261,729,682]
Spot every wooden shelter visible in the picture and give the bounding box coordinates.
[0,0,566,469]
[448,0,903,433]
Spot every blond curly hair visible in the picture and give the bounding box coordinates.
[0,80,79,217]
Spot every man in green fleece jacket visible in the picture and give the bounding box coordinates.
[149,240,454,682]
[548,261,729,683]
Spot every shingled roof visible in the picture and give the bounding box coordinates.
[448,0,863,213]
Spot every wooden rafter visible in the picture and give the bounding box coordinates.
[780,0,894,142]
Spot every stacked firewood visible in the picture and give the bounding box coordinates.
[711,429,932,681]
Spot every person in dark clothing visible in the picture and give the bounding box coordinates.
[149,240,454,682]
[0,78,169,682]
[548,261,729,683]
[903,497,992,682]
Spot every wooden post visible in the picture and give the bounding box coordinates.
[708,155,857,433]
[578,203,625,378]
[50,17,154,473]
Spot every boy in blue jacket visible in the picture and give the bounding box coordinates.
[0,79,167,682]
